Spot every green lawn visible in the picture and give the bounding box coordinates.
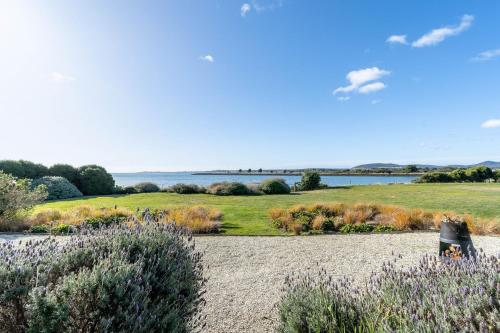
[35,183,500,235]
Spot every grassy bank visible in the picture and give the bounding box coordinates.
[34,183,500,235]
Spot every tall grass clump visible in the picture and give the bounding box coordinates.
[141,206,222,233]
[0,222,205,333]
[278,251,499,332]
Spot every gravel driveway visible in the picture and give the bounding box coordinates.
[2,232,499,332]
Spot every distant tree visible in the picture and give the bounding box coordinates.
[466,166,493,182]
[238,169,242,173]
[298,171,321,191]
[48,164,78,184]
[76,165,115,195]
[450,169,467,182]
[0,160,49,179]
[258,168,262,173]
[247,169,252,173]
[404,165,418,173]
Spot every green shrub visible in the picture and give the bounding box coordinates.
[76,165,115,195]
[259,178,291,194]
[466,166,494,182]
[297,171,321,191]
[48,164,78,184]
[278,253,499,332]
[134,182,160,193]
[168,183,206,194]
[0,160,49,179]
[51,223,72,234]
[373,224,396,232]
[0,222,205,332]
[207,182,255,195]
[416,172,454,183]
[29,225,49,233]
[339,224,374,233]
[0,172,47,231]
[32,176,82,200]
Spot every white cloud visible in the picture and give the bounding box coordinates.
[51,72,76,83]
[241,3,251,17]
[200,55,214,63]
[386,35,407,45]
[337,96,350,102]
[252,0,284,12]
[471,49,500,62]
[371,99,381,105]
[412,14,473,48]
[333,67,390,95]
[481,119,500,128]
[358,82,386,94]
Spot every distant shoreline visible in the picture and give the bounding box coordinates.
[192,172,422,177]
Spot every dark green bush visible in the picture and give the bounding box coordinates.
[29,225,49,233]
[32,176,82,200]
[48,164,78,184]
[134,182,160,193]
[297,171,321,191]
[0,160,49,179]
[76,165,115,195]
[259,178,291,194]
[207,182,255,195]
[416,172,454,183]
[0,222,205,332]
[168,183,206,194]
[339,224,374,233]
[466,166,494,182]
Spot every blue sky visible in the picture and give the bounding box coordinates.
[1,0,499,172]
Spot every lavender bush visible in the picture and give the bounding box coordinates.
[0,220,205,332]
[278,251,499,332]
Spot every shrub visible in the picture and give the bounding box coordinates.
[258,178,291,194]
[339,223,374,233]
[76,165,115,195]
[134,182,160,193]
[124,186,138,194]
[278,252,499,332]
[0,160,49,179]
[169,183,206,194]
[48,164,78,184]
[373,224,396,232]
[207,181,255,195]
[51,223,72,234]
[0,172,47,231]
[466,166,494,182]
[416,172,455,183]
[32,176,83,200]
[0,222,205,332]
[29,224,49,233]
[297,171,321,191]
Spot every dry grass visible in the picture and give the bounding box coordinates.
[269,202,498,235]
[30,205,132,227]
[158,206,222,233]
[29,205,222,234]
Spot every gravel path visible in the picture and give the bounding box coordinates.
[2,233,499,332]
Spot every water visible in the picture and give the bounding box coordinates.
[112,172,417,188]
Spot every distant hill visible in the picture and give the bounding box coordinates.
[471,161,500,168]
[353,163,404,169]
[353,161,500,169]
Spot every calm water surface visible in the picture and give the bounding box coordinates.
[112,172,416,188]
